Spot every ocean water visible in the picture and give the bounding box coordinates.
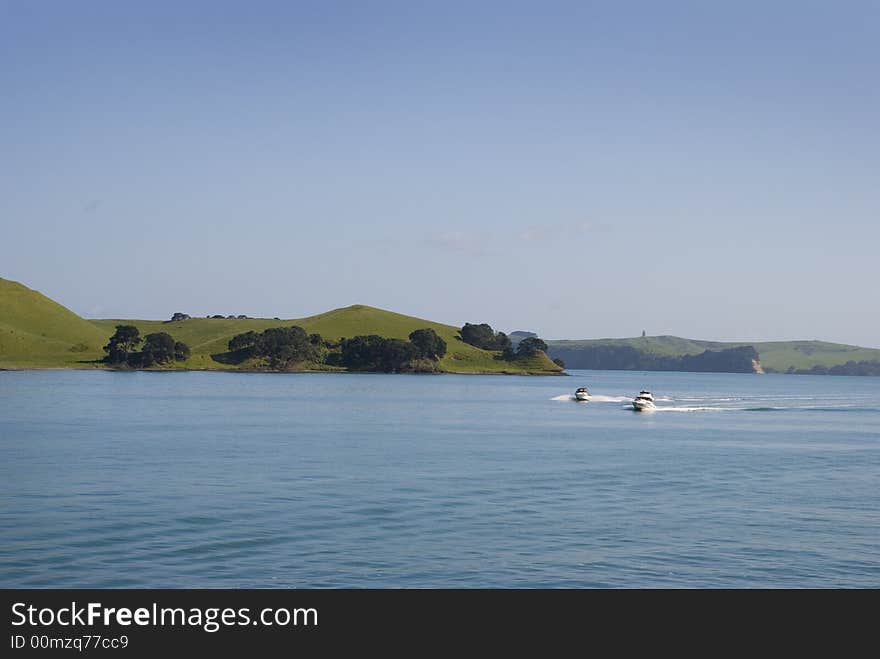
[0,369,877,588]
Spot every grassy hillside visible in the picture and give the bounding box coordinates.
[0,276,560,373]
[550,335,726,356]
[548,336,880,372]
[0,278,107,367]
[91,305,562,374]
[0,280,559,374]
[751,341,880,371]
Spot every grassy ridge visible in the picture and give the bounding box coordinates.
[0,278,560,373]
[550,335,727,356]
[751,341,880,371]
[0,278,107,367]
[548,335,880,372]
[91,305,562,374]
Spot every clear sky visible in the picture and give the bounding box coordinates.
[2,1,878,346]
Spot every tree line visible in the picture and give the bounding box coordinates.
[103,319,553,372]
[166,312,251,321]
[224,321,551,372]
[783,360,880,376]
[103,325,191,367]
[225,326,448,372]
[459,322,550,360]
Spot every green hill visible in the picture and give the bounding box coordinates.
[0,278,560,374]
[0,278,107,367]
[747,340,880,371]
[91,305,562,374]
[548,335,880,373]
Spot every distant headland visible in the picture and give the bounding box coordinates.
[546,336,880,376]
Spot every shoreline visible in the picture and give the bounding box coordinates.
[0,365,568,376]
[6,366,879,377]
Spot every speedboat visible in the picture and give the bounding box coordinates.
[632,390,655,411]
[574,387,591,401]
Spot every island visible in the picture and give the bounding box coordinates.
[0,278,562,375]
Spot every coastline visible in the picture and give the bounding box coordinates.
[0,364,568,376]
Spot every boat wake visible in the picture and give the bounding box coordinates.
[650,404,877,413]
[553,393,877,413]
[590,394,633,403]
[551,394,632,402]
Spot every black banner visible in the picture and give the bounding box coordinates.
[2,589,873,654]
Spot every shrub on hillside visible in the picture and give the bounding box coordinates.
[460,323,512,352]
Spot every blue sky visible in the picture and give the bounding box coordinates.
[2,1,878,346]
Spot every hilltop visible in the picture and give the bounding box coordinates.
[0,278,561,374]
[0,278,107,367]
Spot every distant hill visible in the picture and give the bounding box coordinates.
[0,278,561,374]
[548,335,880,374]
[0,278,107,367]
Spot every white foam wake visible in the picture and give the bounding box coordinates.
[550,393,632,403]
[590,395,632,403]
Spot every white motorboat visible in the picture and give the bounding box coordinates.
[574,387,591,401]
[632,390,656,411]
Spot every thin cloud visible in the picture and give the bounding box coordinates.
[517,220,594,243]
[517,226,550,243]
[424,230,492,254]
[426,219,598,253]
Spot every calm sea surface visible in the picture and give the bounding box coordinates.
[1,369,878,588]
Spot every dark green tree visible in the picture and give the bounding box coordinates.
[460,323,512,351]
[228,330,259,353]
[307,333,329,363]
[409,328,447,360]
[380,339,420,371]
[516,337,549,357]
[141,332,176,366]
[255,326,320,368]
[174,341,191,361]
[460,323,496,349]
[494,331,512,353]
[226,327,324,368]
[340,335,420,372]
[103,325,142,364]
[340,335,387,371]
